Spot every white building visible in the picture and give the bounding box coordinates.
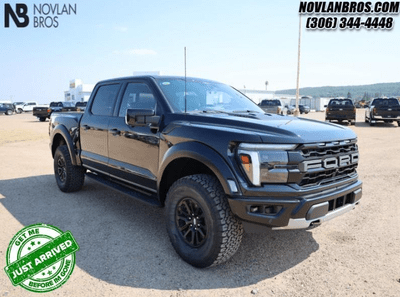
[239,89,275,104]
[64,79,94,103]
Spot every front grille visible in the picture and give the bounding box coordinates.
[298,140,359,187]
[301,142,357,158]
[300,164,357,187]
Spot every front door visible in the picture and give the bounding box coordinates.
[107,82,160,193]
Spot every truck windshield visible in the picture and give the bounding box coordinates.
[156,78,263,113]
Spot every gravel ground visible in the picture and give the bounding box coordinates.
[0,110,399,297]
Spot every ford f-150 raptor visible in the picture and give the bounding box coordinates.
[49,75,362,268]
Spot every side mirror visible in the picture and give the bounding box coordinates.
[126,109,160,127]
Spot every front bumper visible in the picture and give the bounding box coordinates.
[227,180,362,229]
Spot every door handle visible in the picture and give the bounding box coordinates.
[110,128,121,136]
[82,125,90,131]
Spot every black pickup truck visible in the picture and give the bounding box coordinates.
[325,98,356,125]
[34,102,79,122]
[49,75,362,267]
[365,97,400,126]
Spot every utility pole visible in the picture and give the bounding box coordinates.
[294,15,302,117]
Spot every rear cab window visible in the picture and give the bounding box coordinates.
[91,84,120,116]
[328,99,354,106]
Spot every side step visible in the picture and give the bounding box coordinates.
[86,172,162,207]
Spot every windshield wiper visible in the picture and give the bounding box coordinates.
[232,110,261,113]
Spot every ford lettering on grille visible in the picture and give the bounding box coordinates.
[299,153,359,172]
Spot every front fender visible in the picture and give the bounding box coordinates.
[158,142,240,196]
[50,125,80,166]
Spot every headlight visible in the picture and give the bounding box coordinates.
[238,143,297,186]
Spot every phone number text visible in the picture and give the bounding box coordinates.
[306,17,394,29]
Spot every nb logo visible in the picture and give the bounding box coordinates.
[4,3,29,28]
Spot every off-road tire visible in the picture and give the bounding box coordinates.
[165,174,243,268]
[17,108,23,114]
[6,109,12,115]
[54,145,85,192]
[39,117,46,122]
[397,121,400,127]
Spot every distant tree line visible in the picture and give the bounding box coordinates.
[275,82,400,102]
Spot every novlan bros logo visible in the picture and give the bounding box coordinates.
[4,4,29,27]
[4,3,77,28]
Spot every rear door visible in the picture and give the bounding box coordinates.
[107,81,160,193]
[80,83,121,173]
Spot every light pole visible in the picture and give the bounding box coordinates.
[294,15,302,117]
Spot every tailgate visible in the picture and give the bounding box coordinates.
[327,105,355,117]
[375,105,400,118]
[33,107,50,116]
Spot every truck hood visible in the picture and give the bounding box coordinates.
[170,112,357,144]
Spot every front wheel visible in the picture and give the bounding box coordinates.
[165,174,243,268]
[54,145,85,192]
[6,109,12,115]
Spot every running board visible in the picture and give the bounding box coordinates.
[86,172,162,207]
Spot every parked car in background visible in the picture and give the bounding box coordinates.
[285,105,296,115]
[299,105,310,114]
[286,105,310,115]
[33,105,51,121]
[0,103,15,115]
[258,99,286,115]
[365,97,400,126]
[19,102,38,112]
[75,101,87,112]
[14,102,26,113]
[60,101,78,112]
[49,101,78,112]
[325,98,356,125]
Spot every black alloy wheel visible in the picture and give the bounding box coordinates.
[175,198,207,248]
[165,174,243,268]
[57,155,67,183]
[54,145,85,192]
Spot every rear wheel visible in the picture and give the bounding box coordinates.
[54,145,85,192]
[6,109,12,115]
[397,121,400,127]
[39,117,46,122]
[165,174,243,268]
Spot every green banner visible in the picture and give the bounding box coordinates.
[5,231,79,286]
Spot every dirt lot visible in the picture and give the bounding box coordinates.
[0,110,399,297]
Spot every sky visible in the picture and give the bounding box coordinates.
[1,0,399,104]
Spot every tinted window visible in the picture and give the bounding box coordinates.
[328,99,353,106]
[260,100,280,106]
[118,83,156,117]
[91,84,120,116]
[373,98,399,106]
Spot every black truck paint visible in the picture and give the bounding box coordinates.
[325,98,356,125]
[49,75,362,267]
[365,97,400,126]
